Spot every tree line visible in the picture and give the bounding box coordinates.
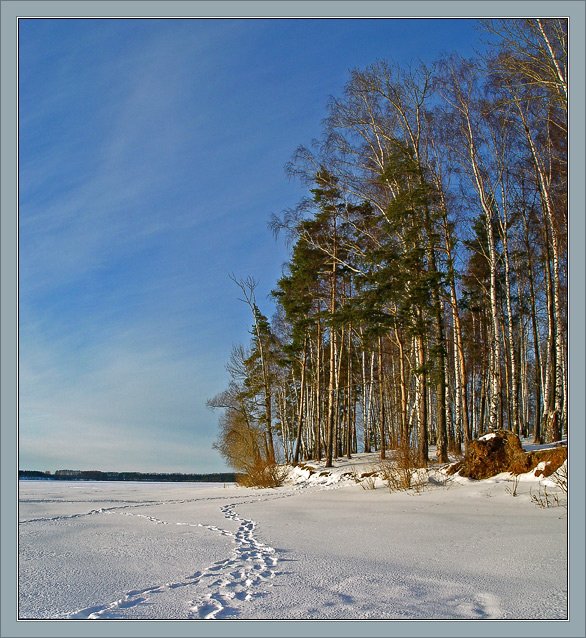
[209,19,567,484]
[19,470,238,482]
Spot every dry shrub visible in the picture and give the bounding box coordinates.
[379,446,425,493]
[505,474,520,497]
[530,484,561,508]
[360,474,377,490]
[550,462,568,493]
[530,458,567,509]
[237,459,288,488]
[347,469,360,484]
[344,468,376,488]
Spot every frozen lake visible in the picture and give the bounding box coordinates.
[19,480,264,619]
[18,466,568,620]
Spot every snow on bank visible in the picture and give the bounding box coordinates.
[18,457,567,620]
[282,444,567,492]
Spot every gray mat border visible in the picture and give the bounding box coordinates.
[2,2,584,637]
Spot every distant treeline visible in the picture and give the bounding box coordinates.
[19,469,238,483]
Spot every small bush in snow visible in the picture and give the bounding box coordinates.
[551,463,567,494]
[530,484,561,509]
[360,474,377,490]
[237,459,288,488]
[378,447,426,493]
[505,474,520,497]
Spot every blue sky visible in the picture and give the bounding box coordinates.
[19,18,486,473]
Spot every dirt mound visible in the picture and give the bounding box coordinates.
[531,447,567,477]
[447,430,567,480]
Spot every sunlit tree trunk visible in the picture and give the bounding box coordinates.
[293,335,308,464]
[415,332,428,467]
[513,101,564,441]
[377,334,386,460]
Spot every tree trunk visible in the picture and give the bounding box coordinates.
[377,334,386,461]
[395,327,409,448]
[345,327,353,459]
[315,319,323,460]
[325,225,338,467]
[415,333,428,467]
[293,336,308,464]
[499,215,520,434]
[515,104,565,440]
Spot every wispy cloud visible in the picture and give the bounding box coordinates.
[21,33,195,290]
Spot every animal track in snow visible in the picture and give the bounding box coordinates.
[63,570,204,620]
[187,503,278,619]
[19,493,256,525]
[61,499,279,620]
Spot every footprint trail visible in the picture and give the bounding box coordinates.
[188,504,278,619]
[63,499,279,620]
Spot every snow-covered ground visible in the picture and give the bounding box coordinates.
[18,454,567,620]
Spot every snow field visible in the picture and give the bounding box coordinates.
[18,460,567,620]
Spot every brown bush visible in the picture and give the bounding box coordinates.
[236,459,288,488]
[360,474,377,490]
[378,446,425,492]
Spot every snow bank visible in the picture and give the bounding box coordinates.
[283,449,567,492]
